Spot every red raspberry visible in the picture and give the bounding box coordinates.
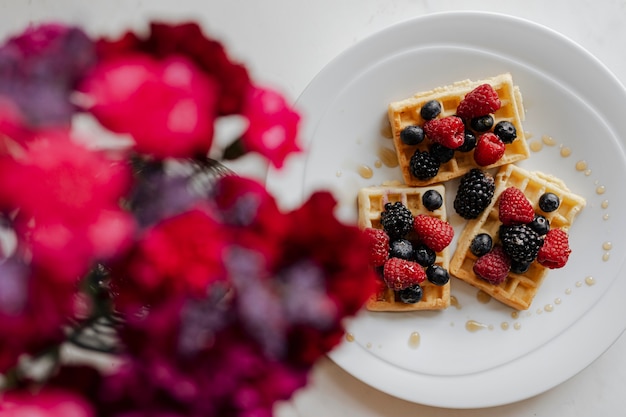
[474,132,505,166]
[498,187,535,225]
[383,257,426,290]
[473,246,511,284]
[364,227,389,267]
[537,229,571,269]
[456,83,501,120]
[423,116,465,149]
[413,214,454,252]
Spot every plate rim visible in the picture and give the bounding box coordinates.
[265,10,626,408]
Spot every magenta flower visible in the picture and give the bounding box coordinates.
[240,86,301,168]
[0,389,94,417]
[80,55,218,159]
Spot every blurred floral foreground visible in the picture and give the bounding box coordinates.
[0,21,378,417]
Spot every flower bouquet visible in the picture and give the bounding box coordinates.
[0,22,377,416]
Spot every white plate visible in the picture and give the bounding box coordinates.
[265,11,626,408]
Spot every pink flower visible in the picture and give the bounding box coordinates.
[240,86,301,168]
[0,389,94,417]
[80,55,218,159]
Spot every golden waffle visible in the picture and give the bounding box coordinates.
[388,73,530,186]
[358,183,450,311]
[449,164,586,310]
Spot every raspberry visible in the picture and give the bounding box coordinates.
[473,246,511,285]
[423,116,465,149]
[537,229,571,269]
[474,132,505,166]
[499,224,543,263]
[383,258,426,291]
[454,169,495,219]
[413,214,454,252]
[456,83,501,120]
[380,202,413,239]
[498,187,535,225]
[364,227,389,267]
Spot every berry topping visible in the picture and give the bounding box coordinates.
[399,284,423,304]
[413,243,436,267]
[429,143,455,163]
[528,214,550,236]
[400,125,425,145]
[493,120,517,143]
[473,245,511,285]
[470,115,494,132]
[426,265,450,286]
[383,257,426,291]
[364,228,389,267]
[413,214,454,252]
[423,115,465,149]
[380,202,413,239]
[454,169,495,219]
[537,228,571,269]
[510,260,531,274]
[499,224,543,263]
[498,187,535,225]
[389,238,413,260]
[470,233,493,257]
[539,192,560,213]
[420,100,442,120]
[456,83,502,120]
[457,129,477,152]
[422,189,443,211]
[409,149,440,180]
[474,132,506,166]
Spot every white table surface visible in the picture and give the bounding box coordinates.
[2,0,626,415]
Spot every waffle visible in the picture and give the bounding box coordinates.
[358,183,450,311]
[449,164,586,310]
[388,73,530,186]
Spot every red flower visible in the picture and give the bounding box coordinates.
[240,86,301,168]
[80,54,218,159]
[0,389,95,417]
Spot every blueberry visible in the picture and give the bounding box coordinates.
[493,121,517,143]
[429,143,455,163]
[510,260,531,274]
[389,239,413,260]
[528,214,550,236]
[414,243,436,267]
[539,192,560,212]
[422,189,443,211]
[426,265,449,286]
[470,115,494,132]
[470,233,493,257]
[457,129,477,152]
[420,100,441,120]
[400,125,425,145]
[399,284,423,303]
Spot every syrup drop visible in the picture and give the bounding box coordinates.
[358,164,373,179]
[408,332,421,349]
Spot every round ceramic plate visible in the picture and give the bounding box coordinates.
[265,11,626,408]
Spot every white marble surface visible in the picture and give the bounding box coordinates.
[2,0,626,415]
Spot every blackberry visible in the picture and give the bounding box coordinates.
[499,224,544,263]
[420,100,442,120]
[389,239,413,260]
[453,169,495,219]
[429,143,455,163]
[414,243,436,267]
[470,115,494,132]
[399,284,423,303]
[409,150,440,180]
[539,192,560,212]
[494,120,517,143]
[422,189,443,211]
[457,129,477,152]
[380,202,413,239]
[426,265,449,286]
[528,214,550,236]
[400,125,425,145]
[470,233,493,257]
